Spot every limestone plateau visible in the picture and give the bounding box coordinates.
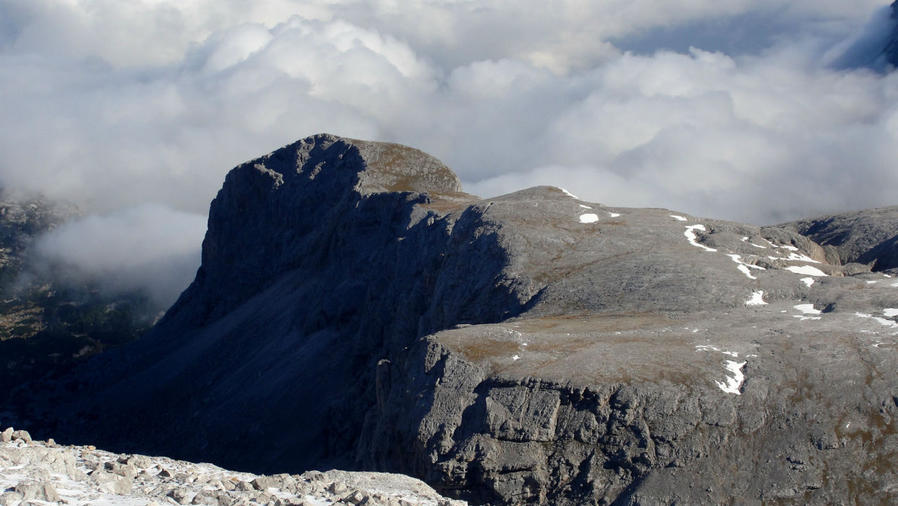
[14,134,898,505]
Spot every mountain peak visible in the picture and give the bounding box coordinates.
[251,133,461,197]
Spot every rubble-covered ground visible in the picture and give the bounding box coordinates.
[0,428,465,506]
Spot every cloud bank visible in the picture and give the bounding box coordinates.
[31,204,207,307]
[1,0,897,303]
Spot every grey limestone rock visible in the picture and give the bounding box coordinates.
[0,436,461,505]
[92,468,132,494]
[10,430,30,444]
[785,205,898,270]
[22,134,898,504]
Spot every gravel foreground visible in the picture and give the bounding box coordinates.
[0,428,466,506]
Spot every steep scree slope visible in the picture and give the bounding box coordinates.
[35,134,898,505]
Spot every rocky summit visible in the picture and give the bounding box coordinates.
[14,134,898,504]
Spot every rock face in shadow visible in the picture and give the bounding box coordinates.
[47,134,537,474]
[30,134,898,505]
[784,205,898,271]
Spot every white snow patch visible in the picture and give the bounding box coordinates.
[855,312,898,329]
[695,345,738,357]
[741,236,749,242]
[726,254,765,280]
[883,308,898,318]
[866,280,878,285]
[750,242,768,249]
[714,360,746,395]
[785,265,827,277]
[892,282,898,288]
[579,213,599,224]
[885,274,892,278]
[512,354,520,361]
[745,290,767,306]
[770,252,819,263]
[559,187,579,199]
[684,224,717,252]
[607,212,621,218]
[873,317,898,328]
[794,304,821,315]
[801,277,815,288]
[579,204,592,209]
[669,214,688,222]
[793,303,822,321]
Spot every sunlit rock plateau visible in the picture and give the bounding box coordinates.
[13,134,898,505]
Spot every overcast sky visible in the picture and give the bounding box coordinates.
[2,0,897,304]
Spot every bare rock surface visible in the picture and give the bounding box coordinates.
[785,204,898,271]
[0,428,464,506]
[12,134,898,504]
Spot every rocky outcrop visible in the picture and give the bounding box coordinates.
[784,205,898,270]
[19,134,898,504]
[0,427,465,506]
[44,134,531,474]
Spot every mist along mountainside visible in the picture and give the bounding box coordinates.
[9,134,898,505]
[0,194,155,421]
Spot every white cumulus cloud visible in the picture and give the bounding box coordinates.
[0,0,896,305]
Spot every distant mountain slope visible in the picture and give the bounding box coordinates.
[0,193,155,418]
[20,134,898,505]
[784,205,898,271]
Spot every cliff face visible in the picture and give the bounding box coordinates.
[51,134,537,474]
[34,134,898,504]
